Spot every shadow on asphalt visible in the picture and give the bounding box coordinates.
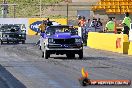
[0,43,18,45]
[25,43,36,45]
[83,57,113,60]
[0,64,27,88]
[52,56,113,60]
[1,43,36,45]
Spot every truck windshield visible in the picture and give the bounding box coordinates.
[46,26,77,35]
[0,25,20,32]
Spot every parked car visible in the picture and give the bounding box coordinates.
[40,25,83,59]
[0,24,26,44]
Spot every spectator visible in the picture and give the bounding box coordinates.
[85,19,91,45]
[96,18,103,32]
[77,15,82,20]
[90,18,97,32]
[69,25,77,35]
[46,18,53,26]
[122,12,131,35]
[113,17,117,34]
[87,19,91,27]
[85,19,91,32]
[78,16,87,45]
[105,17,115,32]
[36,20,47,45]
[77,15,82,27]
[38,20,47,34]
[78,16,86,27]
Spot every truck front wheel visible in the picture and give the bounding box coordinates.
[0,40,3,45]
[22,40,25,44]
[66,53,75,59]
[42,50,50,59]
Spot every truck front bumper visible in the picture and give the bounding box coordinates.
[45,47,83,54]
[1,37,25,42]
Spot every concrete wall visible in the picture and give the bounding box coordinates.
[87,32,129,54]
[28,18,67,35]
[0,18,67,35]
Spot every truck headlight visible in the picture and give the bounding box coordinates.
[2,34,9,37]
[75,38,81,43]
[48,38,54,43]
[19,35,25,37]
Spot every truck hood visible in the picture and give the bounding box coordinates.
[49,33,80,39]
[1,32,18,34]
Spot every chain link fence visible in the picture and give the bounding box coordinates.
[0,4,97,24]
[0,3,127,26]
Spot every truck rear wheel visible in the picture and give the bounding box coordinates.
[79,50,83,59]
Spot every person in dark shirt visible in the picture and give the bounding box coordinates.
[46,18,53,26]
[96,18,103,32]
[122,12,131,35]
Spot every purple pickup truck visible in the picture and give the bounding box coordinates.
[40,25,83,59]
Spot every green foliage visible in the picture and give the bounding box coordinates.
[5,0,62,4]
[0,0,63,18]
[45,15,67,18]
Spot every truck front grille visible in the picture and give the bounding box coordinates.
[54,38,75,44]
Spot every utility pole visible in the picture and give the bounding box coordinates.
[40,0,42,18]
[1,2,17,18]
[2,0,8,18]
[67,4,68,25]
[13,5,16,18]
